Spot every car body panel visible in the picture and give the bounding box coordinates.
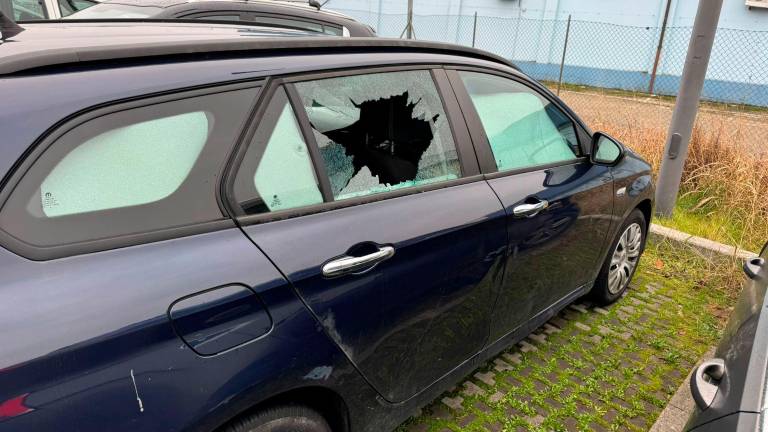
[238,181,508,403]
[686,242,768,431]
[485,161,615,340]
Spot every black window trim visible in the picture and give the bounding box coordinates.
[0,80,264,261]
[445,66,592,179]
[224,64,483,228]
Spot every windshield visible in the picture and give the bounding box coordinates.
[66,3,162,18]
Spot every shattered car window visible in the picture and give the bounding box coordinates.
[294,70,461,200]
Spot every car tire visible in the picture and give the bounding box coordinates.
[590,208,647,305]
[223,405,332,432]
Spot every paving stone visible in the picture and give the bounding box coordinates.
[629,415,648,429]
[518,367,533,377]
[617,310,631,321]
[494,358,514,372]
[574,322,591,331]
[462,381,485,397]
[528,333,547,344]
[527,414,545,427]
[532,378,548,392]
[563,417,579,431]
[518,340,537,352]
[543,323,562,334]
[589,421,609,431]
[475,371,495,386]
[594,306,610,315]
[489,391,505,403]
[544,397,563,410]
[570,304,589,313]
[556,358,571,370]
[505,375,524,388]
[441,395,464,411]
[484,421,503,432]
[458,413,477,427]
[550,316,569,329]
[620,305,636,314]
[646,301,662,311]
[431,405,452,420]
[504,405,524,418]
[603,408,619,422]
[503,352,522,365]
[597,325,613,336]
[588,334,603,344]
[564,310,582,321]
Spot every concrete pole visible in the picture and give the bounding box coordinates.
[654,0,723,217]
[406,0,413,39]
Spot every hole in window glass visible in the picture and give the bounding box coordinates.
[459,72,579,172]
[233,88,322,215]
[39,111,210,218]
[294,70,460,200]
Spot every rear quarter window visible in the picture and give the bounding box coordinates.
[0,86,259,257]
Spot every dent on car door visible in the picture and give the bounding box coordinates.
[448,70,615,342]
[227,69,507,403]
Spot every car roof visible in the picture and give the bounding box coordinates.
[0,22,518,75]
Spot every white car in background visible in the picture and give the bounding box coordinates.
[1,0,97,19]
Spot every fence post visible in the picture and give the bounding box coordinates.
[471,11,478,47]
[648,0,673,94]
[655,0,723,217]
[556,15,572,96]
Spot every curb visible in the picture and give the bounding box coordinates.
[649,347,716,432]
[649,223,757,260]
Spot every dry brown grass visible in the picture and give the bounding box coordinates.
[558,90,768,252]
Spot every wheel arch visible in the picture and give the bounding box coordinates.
[635,198,652,232]
[214,385,351,432]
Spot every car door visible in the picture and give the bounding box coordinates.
[226,67,507,403]
[447,68,616,342]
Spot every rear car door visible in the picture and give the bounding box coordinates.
[227,67,508,403]
[447,69,615,342]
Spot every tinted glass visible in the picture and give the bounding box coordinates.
[57,0,96,17]
[250,16,342,35]
[459,71,579,171]
[0,87,259,249]
[6,0,47,20]
[66,3,161,18]
[233,87,323,215]
[294,70,460,200]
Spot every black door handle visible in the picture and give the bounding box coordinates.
[690,358,725,410]
[744,257,765,280]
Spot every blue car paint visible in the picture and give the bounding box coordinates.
[0,42,654,432]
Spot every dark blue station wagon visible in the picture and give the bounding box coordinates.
[0,21,653,432]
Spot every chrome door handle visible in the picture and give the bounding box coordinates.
[690,358,725,410]
[513,200,549,218]
[322,246,395,277]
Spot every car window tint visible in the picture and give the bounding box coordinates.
[0,87,259,250]
[8,0,47,20]
[459,71,579,171]
[40,111,209,217]
[294,70,460,200]
[248,16,342,35]
[233,87,322,215]
[57,0,96,17]
[65,3,161,18]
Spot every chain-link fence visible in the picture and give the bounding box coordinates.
[335,10,768,247]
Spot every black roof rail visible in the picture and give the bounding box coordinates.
[0,11,25,41]
[0,35,520,75]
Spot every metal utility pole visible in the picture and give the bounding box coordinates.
[556,15,572,96]
[655,0,723,217]
[648,0,673,94]
[471,11,478,47]
[400,0,415,39]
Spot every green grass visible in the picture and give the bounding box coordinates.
[654,192,763,253]
[398,238,742,432]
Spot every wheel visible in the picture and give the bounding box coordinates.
[590,209,647,305]
[223,405,332,432]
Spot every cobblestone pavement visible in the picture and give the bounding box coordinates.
[397,262,729,432]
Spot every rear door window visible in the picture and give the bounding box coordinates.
[294,70,461,200]
[5,0,48,20]
[0,86,259,255]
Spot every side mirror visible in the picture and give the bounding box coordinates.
[590,132,625,166]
